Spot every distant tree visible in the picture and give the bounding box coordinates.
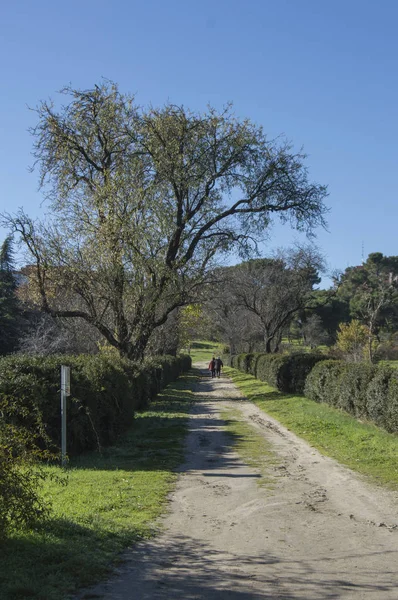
[338,253,398,362]
[310,290,350,342]
[209,245,327,354]
[336,320,368,363]
[210,293,262,354]
[5,82,328,361]
[301,313,329,348]
[0,237,21,354]
[178,304,204,353]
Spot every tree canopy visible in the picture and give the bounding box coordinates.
[338,253,398,361]
[6,82,328,360]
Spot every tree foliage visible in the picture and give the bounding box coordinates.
[178,304,204,351]
[336,320,369,362]
[0,236,22,354]
[5,82,328,360]
[0,389,61,537]
[338,253,398,362]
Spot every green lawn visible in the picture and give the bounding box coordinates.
[379,360,398,369]
[0,371,198,600]
[188,340,223,364]
[226,366,398,491]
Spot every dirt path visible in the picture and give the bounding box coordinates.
[77,365,398,599]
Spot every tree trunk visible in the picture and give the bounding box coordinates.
[265,336,273,354]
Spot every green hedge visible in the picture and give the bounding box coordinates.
[229,352,326,393]
[304,360,348,407]
[229,351,398,433]
[0,353,191,457]
[339,363,377,417]
[366,366,393,430]
[304,361,398,433]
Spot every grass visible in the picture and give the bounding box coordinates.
[379,360,398,368]
[188,339,223,364]
[0,371,198,600]
[226,366,398,491]
[221,407,278,488]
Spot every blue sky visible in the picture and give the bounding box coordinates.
[1,0,397,287]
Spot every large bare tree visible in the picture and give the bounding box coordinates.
[5,82,328,361]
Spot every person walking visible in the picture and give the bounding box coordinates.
[208,357,216,378]
[215,356,223,378]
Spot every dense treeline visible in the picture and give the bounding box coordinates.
[2,237,398,363]
[205,251,398,363]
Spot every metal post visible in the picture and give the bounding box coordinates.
[61,366,70,466]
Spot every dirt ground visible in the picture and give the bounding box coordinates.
[76,364,398,599]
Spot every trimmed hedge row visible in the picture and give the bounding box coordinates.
[229,352,326,393]
[0,353,191,456]
[227,351,398,433]
[304,361,398,433]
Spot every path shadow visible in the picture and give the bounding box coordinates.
[75,533,398,600]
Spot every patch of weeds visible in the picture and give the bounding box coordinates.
[220,407,278,489]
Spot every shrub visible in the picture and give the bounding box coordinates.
[253,354,285,388]
[0,352,191,537]
[0,392,60,537]
[222,353,232,367]
[336,320,368,362]
[235,353,249,372]
[338,363,377,418]
[230,352,326,394]
[277,353,326,393]
[366,366,394,429]
[375,342,398,362]
[304,360,348,407]
[230,354,239,369]
[386,372,398,433]
[0,353,192,457]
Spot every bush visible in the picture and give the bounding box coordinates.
[230,355,239,369]
[230,352,326,394]
[230,349,398,433]
[254,354,286,389]
[277,353,326,393]
[222,353,232,367]
[0,392,60,538]
[336,320,368,362]
[304,360,348,407]
[305,361,398,433]
[386,371,398,433]
[375,342,398,361]
[0,353,192,457]
[366,366,394,430]
[338,363,377,418]
[0,352,191,537]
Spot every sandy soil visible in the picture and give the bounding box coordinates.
[76,364,398,599]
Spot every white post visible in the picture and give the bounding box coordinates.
[61,366,71,466]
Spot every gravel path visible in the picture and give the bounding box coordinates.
[76,365,398,599]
